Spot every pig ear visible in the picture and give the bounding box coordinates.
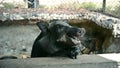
[36,21,49,33]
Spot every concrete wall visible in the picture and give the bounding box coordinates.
[0,54,119,68]
[0,25,40,57]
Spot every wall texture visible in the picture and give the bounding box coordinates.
[0,25,40,58]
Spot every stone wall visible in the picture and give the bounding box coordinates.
[0,8,120,37]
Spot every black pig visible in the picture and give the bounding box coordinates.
[31,19,86,59]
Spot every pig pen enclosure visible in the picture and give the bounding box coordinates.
[0,8,120,59]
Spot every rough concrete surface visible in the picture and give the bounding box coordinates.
[0,25,40,57]
[0,55,118,68]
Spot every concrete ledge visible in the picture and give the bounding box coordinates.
[0,54,119,68]
[98,53,120,66]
